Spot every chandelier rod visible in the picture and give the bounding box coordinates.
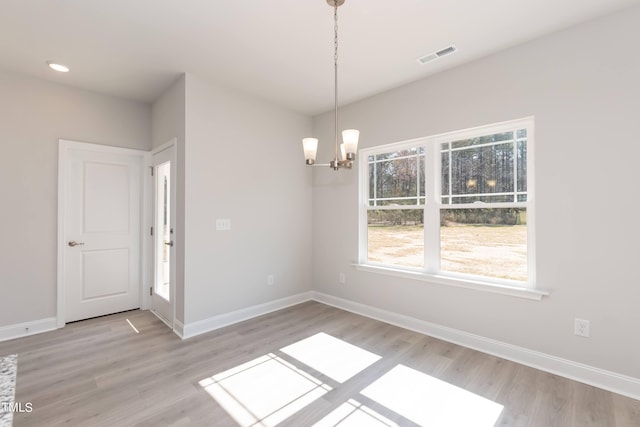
[333,0,340,167]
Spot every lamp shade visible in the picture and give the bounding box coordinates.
[302,138,318,163]
[341,129,359,155]
[340,143,346,161]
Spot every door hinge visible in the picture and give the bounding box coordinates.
[150,166,154,176]
[150,287,153,296]
[150,226,153,236]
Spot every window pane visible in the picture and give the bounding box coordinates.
[440,208,527,281]
[448,194,517,204]
[372,198,426,206]
[368,210,424,268]
[450,132,513,149]
[445,143,514,198]
[368,147,425,207]
[376,158,419,199]
[517,140,527,193]
[374,147,423,161]
[369,162,376,200]
[441,149,449,198]
[419,156,425,198]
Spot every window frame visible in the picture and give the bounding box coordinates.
[357,117,545,300]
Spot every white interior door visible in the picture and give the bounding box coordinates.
[60,141,144,323]
[151,145,175,326]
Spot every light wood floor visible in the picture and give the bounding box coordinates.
[1,302,639,426]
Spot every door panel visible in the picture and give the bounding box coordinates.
[82,249,129,299]
[63,143,143,323]
[83,162,130,233]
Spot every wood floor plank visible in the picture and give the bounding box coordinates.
[528,371,575,427]
[0,302,638,426]
[612,392,640,426]
[572,384,616,427]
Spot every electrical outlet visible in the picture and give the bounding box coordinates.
[574,318,590,337]
[339,272,346,284]
[267,274,274,286]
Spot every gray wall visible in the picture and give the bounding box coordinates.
[0,70,151,326]
[182,74,313,324]
[311,6,640,378]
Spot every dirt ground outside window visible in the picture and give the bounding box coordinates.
[367,224,527,281]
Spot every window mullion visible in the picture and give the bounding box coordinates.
[416,154,421,205]
[513,131,518,203]
[424,143,440,274]
[447,142,452,205]
[373,158,378,207]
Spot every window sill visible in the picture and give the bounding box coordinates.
[353,263,549,301]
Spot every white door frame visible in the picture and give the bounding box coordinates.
[148,138,177,330]
[57,139,150,328]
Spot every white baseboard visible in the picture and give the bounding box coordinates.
[310,291,640,401]
[173,319,185,339]
[180,291,314,339]
[0,317,58,342]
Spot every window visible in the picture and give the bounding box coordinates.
[367,147,425,269]
[359,117,536,291]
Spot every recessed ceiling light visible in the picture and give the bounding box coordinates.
[46,61,70,73]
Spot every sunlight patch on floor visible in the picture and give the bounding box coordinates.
[125,318,139,334]
[280,332,382,383]
[313,398,399,427]
[199,334,502,426]
[361,364,503,426]
[199,353,331,427]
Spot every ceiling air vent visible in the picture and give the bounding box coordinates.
[416,45,457,65]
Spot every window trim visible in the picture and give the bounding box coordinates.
[354,263,548,300]
[357,117,544,300]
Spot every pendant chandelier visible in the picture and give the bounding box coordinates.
[302,0,359,171]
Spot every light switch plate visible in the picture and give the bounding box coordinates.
[216,218,231,231]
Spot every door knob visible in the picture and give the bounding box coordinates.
[164,241,174,247]
[68,241,85,247]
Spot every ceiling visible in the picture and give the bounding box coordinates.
[1,0,638,116]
